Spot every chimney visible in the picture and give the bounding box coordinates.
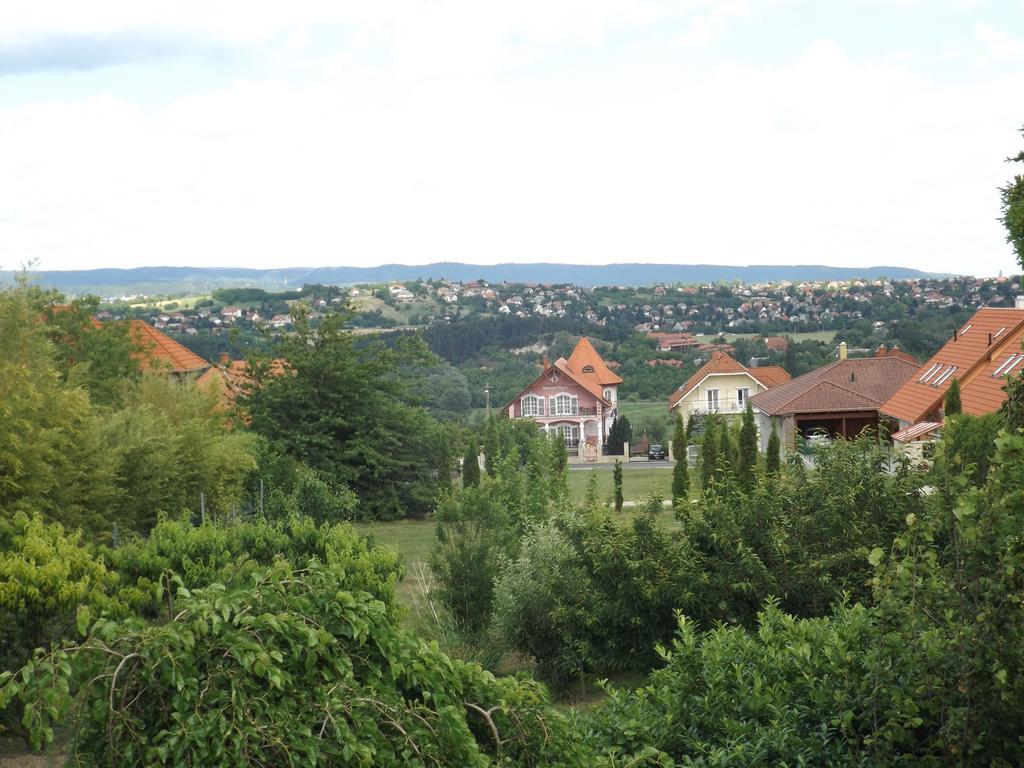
[1016,296,1024,310]
[839,341,848,361]
[988,332,993,346]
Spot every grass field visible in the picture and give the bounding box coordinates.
[567,465,674,505]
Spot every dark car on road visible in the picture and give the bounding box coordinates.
[648,444,666,460]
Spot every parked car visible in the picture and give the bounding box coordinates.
[648,444,666,460]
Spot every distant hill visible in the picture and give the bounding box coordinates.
[2,262,947,295]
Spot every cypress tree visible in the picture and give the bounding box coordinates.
[718,422,733,481]
[766,424,781,476]
[738,402,758,489]
[613,459,624,512]
[945,378,962,416]
[483,415,499,477]
[462,438,480,488]
[685,412,697,439]
[672,411,689,503]
[700,416,718,489]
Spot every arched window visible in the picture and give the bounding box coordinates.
[582,365,595,373]
[521,394,543,417]
[603,388,614,402]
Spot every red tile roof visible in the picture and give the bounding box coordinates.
[751,356,919,416]
[880,308,1024,424]
[197,357,287,408]
[130,320,210,374]
[565,336,623,386]
[668,352,791,408]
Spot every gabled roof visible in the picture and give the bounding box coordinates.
[505,355,612,412]
[669,352,790,408]
[197,357,287,408]
[880,308,1024,424]
[751,356,919,416]
[565,336,622,386]
[130,320,210,374]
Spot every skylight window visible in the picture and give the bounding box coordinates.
[993,327,1007,340]
[960,323,973,335]
[919,363,941,383]
[933,366,957,387]
[994,354,1024,377]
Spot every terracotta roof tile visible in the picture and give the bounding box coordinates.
[751,356,919,416]
[880,308,1024,424]
[749,365,791,389]
[565,336,623,386]
[130,320,209,374]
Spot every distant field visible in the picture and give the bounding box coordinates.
[617,400,671,421]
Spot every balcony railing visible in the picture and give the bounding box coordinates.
[520,406,600,418]
[688,398,748,416]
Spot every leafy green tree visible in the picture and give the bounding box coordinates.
[671,412,689,504]
[717,422,733,481]
[766,425,781,476]
[462,438,481,488]
[738,402,758,490]
[483,414,499,477]
[0,284,117,533]
[700,415,718,489]
[244,309,451,519]
[935,411,1002,487]
[101,374,259,535]
[492,500,695,686]
[1000,371,1024,431]
[1000,124,1024,271]
[944,377,962,416]
[3,563,586,766]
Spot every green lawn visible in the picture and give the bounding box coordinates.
[567,466,674,505]
[617,400,672,422]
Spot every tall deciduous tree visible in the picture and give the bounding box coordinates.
[1000,125,1024,271]
[738,402,758,489]
[671,411,689,503]
[244,308,450,520]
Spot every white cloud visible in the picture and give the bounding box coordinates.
[0,5,1021,275]
[975,23,1024,60]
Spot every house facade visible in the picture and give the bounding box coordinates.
[668,351,790,420]
[750,347,919,454]
[505,337,622,457]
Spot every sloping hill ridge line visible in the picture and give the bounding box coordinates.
[4,262,945,293]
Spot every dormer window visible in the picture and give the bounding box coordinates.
[582,365,595,373]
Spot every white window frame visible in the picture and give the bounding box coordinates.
[933,366,957,387]
[551,392,578,416]
[603,388,615,403]
[737,388,749,407]
[706,389,720,412]
[960,323,972,335]
[521,394,543,417]
[1005,355,1024,377]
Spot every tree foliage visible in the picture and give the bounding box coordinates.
[671,412,688,503]
[944,377,962,416]
[1000,125,1024,271]
[738,403,757,490]
[765,425,781,476]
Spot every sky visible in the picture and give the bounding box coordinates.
[1,1,1023,276]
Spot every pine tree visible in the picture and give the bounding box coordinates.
[766,424,781,477]
[945,378,962,417]
[672,412,689,503]
[607,414,633,455]
[462,438,480,488]
[685,412,698,438]
[613,459,624,512]
[700,416,718,489]
[738,402,758,490]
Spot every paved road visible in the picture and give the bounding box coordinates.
[568,459,674,471]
